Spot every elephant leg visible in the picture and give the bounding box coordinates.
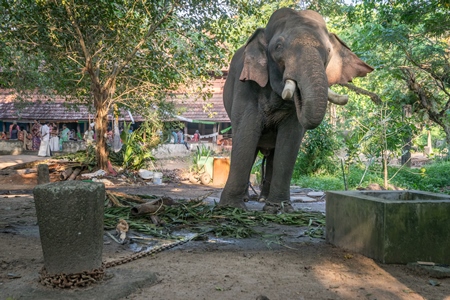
[219,117,262,209]
[259,149,274,202]
[263,116,305,213]
[244,149,261,202]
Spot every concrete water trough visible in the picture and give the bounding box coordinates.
[326,190,450,264]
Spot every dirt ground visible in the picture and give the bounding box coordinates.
[1,155,450,300]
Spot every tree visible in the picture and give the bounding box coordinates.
[220,0,349,54]
[0,0,233,169]
[345,0,450,149]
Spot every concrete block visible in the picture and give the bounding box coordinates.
[37,164,50,184]
[0,140,23,155]
[33,181,105,274]
[61,140,86,153]
[326,190,450,264]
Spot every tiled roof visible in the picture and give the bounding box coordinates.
[0,90,97,122]
[168,78,229,122]
[0,78,230,123]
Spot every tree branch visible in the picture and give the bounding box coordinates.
[64,1,90,70]
[338,83,381,105]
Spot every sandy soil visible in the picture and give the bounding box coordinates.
[1,156,449,300]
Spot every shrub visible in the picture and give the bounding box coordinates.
[293,121,341,177]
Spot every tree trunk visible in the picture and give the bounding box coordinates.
[95,105,109,170]
[93,83,113,171]
[401,105,412,167]
[444,124,450,158]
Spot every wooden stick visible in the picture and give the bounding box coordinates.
[60,167,74,180]
[67,168,81,180]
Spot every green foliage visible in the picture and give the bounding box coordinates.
[345,163,385,189]
[294,121,342,176]
[190,144,213,173]
[414,126,447,152]
[0,0,232,99]
[292,175,344,191]
[251,153,265,184]
[118,122,155,170]
[344,0,450,146]
[390,161,450,194]
[340,100,420,189]
[54,145,97,170]
[294,160,450,195]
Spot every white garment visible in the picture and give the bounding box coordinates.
[38,140,51,156]
[38,124,51,157]
[40,124,50,141]
[49,136,59,152]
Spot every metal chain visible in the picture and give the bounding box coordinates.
[39,234,197,289]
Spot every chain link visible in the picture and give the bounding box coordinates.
[39,235,195,288]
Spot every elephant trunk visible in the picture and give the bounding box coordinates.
[289,58,328,130]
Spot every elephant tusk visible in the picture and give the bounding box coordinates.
[282,79,296,100]
[327,88,349,105]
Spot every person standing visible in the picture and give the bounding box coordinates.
[38,121,51,157]
[171,130,178,144]
[193,130,200,142]
[22,126,32,150]
[59,124,70,150]
[49,124,59,152]
[31,120,42,151]
[178,129,189,150]
[84,126,95,144]
[18,126,25,146]
[9,121,17,138]
[10,124,19,140]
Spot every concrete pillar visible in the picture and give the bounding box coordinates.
[37,164,50,184]
[33,181,105,274]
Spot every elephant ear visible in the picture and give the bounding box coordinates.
[239,28,269,87]
[326,33,374,85]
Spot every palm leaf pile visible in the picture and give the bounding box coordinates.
[104,192,326,240]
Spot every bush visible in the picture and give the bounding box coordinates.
[390,161,450,194]
[292,160,450,195]
[293,121,341,177]
[292,175,343,191]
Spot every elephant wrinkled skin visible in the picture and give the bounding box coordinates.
[218,8,373,212]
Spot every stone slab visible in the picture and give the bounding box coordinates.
[307,191,325,198]
[291,195,316,202]
[326,190,450,264]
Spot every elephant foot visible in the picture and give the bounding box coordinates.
[262,201,294,214]
[217,200,248,210]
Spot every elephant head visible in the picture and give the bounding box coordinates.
[239,8,373,129]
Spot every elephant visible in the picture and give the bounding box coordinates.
[218,8,373,212]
